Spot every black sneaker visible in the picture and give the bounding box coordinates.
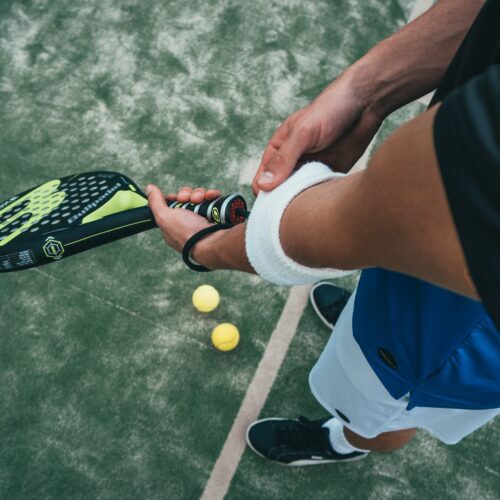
[310,282,351,329]
[246,416,368,465]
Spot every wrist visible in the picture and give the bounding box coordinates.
[341,53,394,120]
[191,229,223,270]
[191,223,253,273]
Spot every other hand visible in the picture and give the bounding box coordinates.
[253,70,384,194]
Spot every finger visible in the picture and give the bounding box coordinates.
[256,129,308,192]
[252,122,290,195]
[145,184,170,226]
[300,114,380,173]
[190,188,206,204]
[253,114,310,193]
[205,189,221,200]
[165,188,220,204]
[176,186,192,202]
[191,188,221,203]
[252,147,275,195]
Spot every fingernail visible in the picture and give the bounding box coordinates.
[259,171,275,185]
[145,185,152,195]
[178,190,189,197]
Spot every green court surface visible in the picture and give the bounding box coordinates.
[0,1,498,499]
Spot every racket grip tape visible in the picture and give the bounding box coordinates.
[167,194,248,226]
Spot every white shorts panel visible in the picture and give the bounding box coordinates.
[309,292,500,444]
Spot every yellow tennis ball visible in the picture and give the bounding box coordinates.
[211,323,240,352]
[192,285,220,313]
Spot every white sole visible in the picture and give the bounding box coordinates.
[246,418,368,466]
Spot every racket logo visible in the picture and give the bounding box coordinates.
[212,207,221,223]
[42,236,65,260]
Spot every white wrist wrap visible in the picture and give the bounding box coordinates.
[246,162,355,286]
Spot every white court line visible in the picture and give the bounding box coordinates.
[203,2,435,497]
[200,285,311,500]
[409,0,434,22]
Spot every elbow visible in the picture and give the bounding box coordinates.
[280,197,362,272]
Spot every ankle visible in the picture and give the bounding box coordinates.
[344,427,416,453]
[323,418,369,454]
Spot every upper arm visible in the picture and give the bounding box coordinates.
[353,103,477,298]
[280,104,477,299]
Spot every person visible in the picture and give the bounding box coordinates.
[146,0,500,465]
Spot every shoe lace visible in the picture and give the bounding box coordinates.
[275,417,329,451]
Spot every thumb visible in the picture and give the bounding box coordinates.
[256,132,305,192]
[145,184,170,225]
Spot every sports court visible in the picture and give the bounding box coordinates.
[0,0,499,498]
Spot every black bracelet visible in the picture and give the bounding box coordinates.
[182,223,233,272]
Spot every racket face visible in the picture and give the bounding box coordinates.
[0,172,155,272]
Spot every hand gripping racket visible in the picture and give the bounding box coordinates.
[0,172,248,273]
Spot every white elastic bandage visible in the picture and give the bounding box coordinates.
[246,162,356,286]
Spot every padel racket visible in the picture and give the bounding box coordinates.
[0,171,247,273]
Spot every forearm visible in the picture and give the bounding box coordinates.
[193,222,255,273]
[192,174,368,275]
[344,0,483,117]
[194,105,477,299]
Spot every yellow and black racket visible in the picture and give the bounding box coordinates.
[0,172,247,272]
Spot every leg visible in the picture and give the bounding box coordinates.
[344,426,416,453]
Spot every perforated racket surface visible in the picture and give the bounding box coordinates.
[0,172,247,272]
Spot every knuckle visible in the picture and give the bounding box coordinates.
[157,210,169,227]
[270,150,286,168]
[295,120,312,136]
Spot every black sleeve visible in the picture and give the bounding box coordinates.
[433,64,500,329]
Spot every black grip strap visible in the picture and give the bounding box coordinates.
[182,223,233,272]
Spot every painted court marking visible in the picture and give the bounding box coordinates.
[212,67,399,500]
[409,0,434,22]
[200,284,311,500]
[213,148,371,498]
[204,3,435,497]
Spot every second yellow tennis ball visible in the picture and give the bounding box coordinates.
[192,285,220,313]
[211,323,240,351]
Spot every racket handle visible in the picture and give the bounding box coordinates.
[167,194,248,226]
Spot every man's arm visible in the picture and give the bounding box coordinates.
[193,104,477,299]
[253,0,484,191]
[350,0,484,118]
